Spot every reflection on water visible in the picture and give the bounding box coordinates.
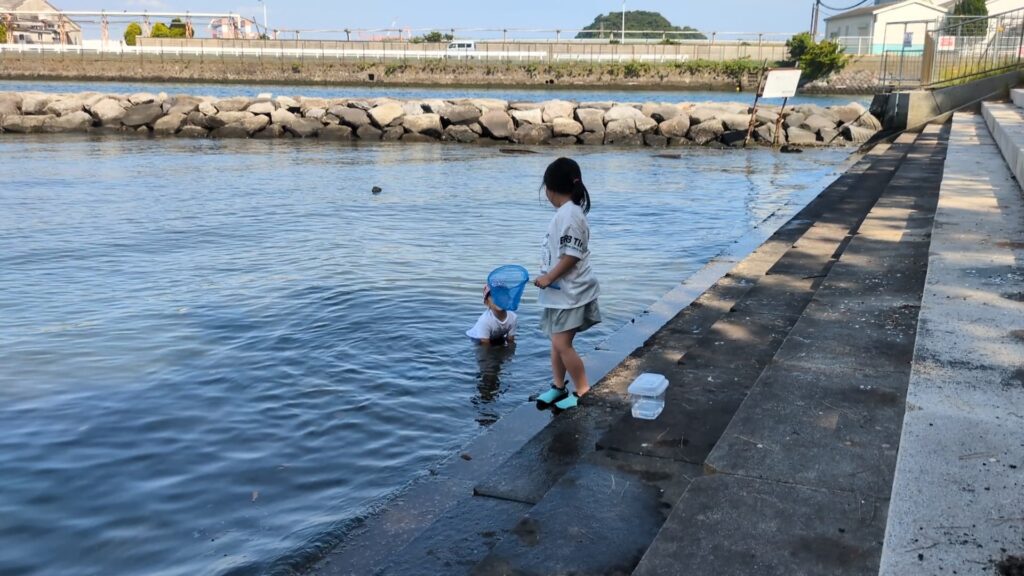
[0,135,850,576]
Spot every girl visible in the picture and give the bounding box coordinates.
[533,158,601,411]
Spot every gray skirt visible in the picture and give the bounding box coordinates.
[540,299,602,336]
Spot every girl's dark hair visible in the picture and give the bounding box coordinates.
[543,157,591,214]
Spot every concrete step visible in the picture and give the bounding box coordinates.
[464,139,920,576]
[879,112,1024,574]
[633,124,949,576]
[1010,87,1024,109]
[981,100,1024,186]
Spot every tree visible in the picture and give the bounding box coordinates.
[124,22,141,45]
[0,21,7,44]
[150,22,172,38]
[576,11,705,40]
[168,17,188,38]
[799,40,849,81]
[786,32,815,63]
[950,0,988,36]
[410,30,453,44]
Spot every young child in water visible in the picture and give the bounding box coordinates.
[466,285,518,346]
[533,157,601,411]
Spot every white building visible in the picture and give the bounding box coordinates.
[824,0,1024,54]
[0,0,81,44]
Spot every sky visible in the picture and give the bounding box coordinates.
[50,0,831,38]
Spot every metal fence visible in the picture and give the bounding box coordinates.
[834,36,873,55]
[925,7,1024,87]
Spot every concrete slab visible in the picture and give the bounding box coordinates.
[378,496,531,576]
[472,403,624,504]
[880,112,1024,574]
[473,459,676,576]
[634,475,887,576]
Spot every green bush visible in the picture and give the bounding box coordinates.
[410,31,453,44]
[798,40,849,81]
[950,0,988,36]
[168,18,188,38]
[0,22,6,44]
[150,23,172,38]
[785,32,814,63]
[623,61,652,78]
[124,22,141,45]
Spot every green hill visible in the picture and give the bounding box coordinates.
[576,11,706,40]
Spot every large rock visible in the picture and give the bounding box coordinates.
[402,113,443,137]
[300,98,330,114]
[512,124,553,145]
[2,114,50,133]
[604,118,639,145]
[421,99,447,114]
[549,136,578,146]
[644,133,669,147]
[320,125,354,140]
[382,126,405,141]
[304,108,328,121]
[658,115,691,138]
[551,118,584,137]
[207,111,253,129]
[178,125,209,138]
[754,123,785,145]
[0,93,21,116]
[801,114,837,134]
[369,103,405,128]
[635,116,658,134]
[842,124,876,144]
[510,101,544,111]
[579,101,614,111]
[578,131,605,146]
[643,103,680,122]
[199,102,218,116]
[214,97,251,113]
[719,113,753,132]
[20,94,52,115]
[820,128,841,144]
[270,108,297,127]
[604,105,646,123]
[121,103,165,128]
[44,96,85,117]
[239,114,270,135]
[248,101,277,115]
[402,101,426,116]
[89,98,126,125]
[830,102,867,124]
[286,117,322,138]
[855,112,882,131]
[443,124,479,143]
[402,133,436,143]
[467,98,508,113]
[786,126,819,145]
[690,107,725,124]
[721,130,749,148]
[511,108,543,126]
[252,124,285,139]
[128,92,156,105]
[541,100,575,122]
[152,112,186,135]
[334,107,371,129]
[276,96,300,110]
[575,108,605,133]
[794,104,839,123]
[479,110,515,139]
[783,113,806,130]
[163,95,201,115]
[689,119,726,145]
[211,125,250,139]
[42,111,93,132]
[440,104,481,126]
[357,125,383,140]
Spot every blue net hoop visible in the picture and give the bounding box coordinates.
[487,265,530,312]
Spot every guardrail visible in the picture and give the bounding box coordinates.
[0,41,712,63]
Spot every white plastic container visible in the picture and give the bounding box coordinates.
[627,373,669,420]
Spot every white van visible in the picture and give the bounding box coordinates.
[446,41,476,58]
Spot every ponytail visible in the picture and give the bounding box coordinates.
[542,157,592,214]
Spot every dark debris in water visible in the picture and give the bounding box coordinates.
[499,148,537,155]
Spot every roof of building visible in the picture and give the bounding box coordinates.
[825,0,949,21]
[0,0,32,9]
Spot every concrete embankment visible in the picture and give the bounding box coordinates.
[0,91,881,147]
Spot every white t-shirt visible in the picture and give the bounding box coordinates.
[466,309,518,342]
[538,202,600,310]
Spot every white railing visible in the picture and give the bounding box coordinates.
[0,41,699,63]
[833,36,873,55]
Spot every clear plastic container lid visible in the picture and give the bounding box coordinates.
[627,373,669,397]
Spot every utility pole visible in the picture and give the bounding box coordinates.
[621,0,626,43]
[810,0,820,39]
[257,0,268,36]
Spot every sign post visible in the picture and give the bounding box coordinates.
[753,67,802,148]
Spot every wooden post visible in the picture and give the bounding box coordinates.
[773,96,789,148]
[744,61,769,148]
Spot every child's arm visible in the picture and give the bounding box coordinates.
[535,254,579,288]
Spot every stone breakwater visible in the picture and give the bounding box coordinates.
[0,91,882,147]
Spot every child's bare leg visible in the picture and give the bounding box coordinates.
[550,345,567,389]
[552,330,589,396]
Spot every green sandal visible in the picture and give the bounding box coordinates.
[535,385,569,409]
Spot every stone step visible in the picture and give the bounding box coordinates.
[1010,87,1024,109]
[879,112,1024,575]
[981,101,1024,185]
[633,124,949,576]
[464,139,921,576]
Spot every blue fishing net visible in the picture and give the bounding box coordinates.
[487,265,530,311]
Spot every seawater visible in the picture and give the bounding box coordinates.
[0,135,850,575]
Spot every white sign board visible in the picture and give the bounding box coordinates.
[937,36,956,51]
[760,68,802,99]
